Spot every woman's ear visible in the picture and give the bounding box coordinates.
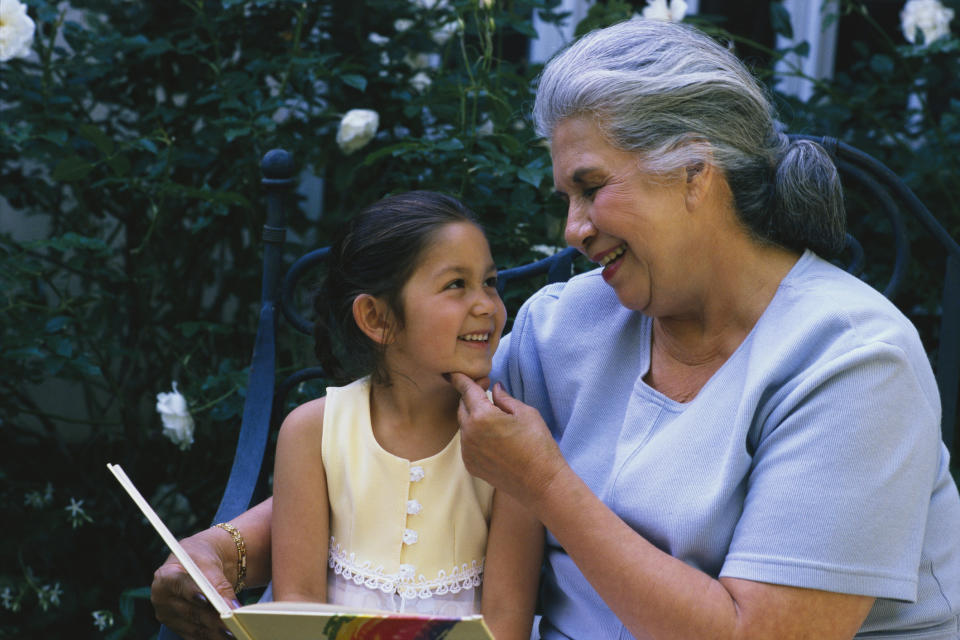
[352,294,396,345]
[683,161,714,212]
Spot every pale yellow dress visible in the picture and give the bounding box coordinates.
[321,377,495,615]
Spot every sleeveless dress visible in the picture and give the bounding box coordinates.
[321,377,495,615]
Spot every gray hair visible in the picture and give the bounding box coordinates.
[533,18,845,256]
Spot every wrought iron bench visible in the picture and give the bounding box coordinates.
[159,137,959,639]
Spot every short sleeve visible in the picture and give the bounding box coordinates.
[721,341,941,601]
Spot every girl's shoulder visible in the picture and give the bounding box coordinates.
[278,395,328,440]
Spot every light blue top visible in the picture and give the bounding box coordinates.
[491,251,960,639]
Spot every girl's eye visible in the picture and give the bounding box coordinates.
[484,276,499,288]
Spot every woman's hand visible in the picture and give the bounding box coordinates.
[449,373,566,510]
[150,530,239,640]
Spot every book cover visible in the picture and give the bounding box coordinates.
[107,463,494,640]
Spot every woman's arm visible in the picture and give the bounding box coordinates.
[481,490,544,640]
[150,498,274,640]
[450,374,874,640]
[271,397,330,602]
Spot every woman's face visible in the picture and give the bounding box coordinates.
[551,117,703,316]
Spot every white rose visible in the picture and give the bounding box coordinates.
[368,32,389,46]
[0,0,36,62]
[156,382,195,451]
[431,19,460,45]
[404,52,434,70]
[336,108,379,154]
[901,0,954,45]
[639,0,687,22]
[413,0,448,10]
[409,71,432,94]
[476,119,494,137]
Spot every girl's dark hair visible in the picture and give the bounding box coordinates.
[313,191,481,385]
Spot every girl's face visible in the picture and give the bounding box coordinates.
[386,222,506,383]
[551,117,704,317]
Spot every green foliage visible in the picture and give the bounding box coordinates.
[0,0,563,636]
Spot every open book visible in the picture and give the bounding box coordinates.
[107,463,494,640]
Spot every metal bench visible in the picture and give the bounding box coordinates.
[159,137,959,638]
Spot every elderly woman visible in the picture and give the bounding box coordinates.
[152,19,960,640]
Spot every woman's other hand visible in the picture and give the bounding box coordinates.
[150,531,239,640]
[449,372,566,509]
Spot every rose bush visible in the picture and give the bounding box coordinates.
[0,0,566,636]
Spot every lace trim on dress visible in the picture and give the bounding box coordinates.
[328,538,484,600]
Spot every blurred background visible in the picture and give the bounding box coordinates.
[1,0,958,637]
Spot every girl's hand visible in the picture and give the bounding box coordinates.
[449,372,566,511]
[150,531,239,640]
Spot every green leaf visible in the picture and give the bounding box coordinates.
[106,154,131,177]
[434,138,464,151]
[341,74,368,92]
[44,317,70,333]
[52,157,94,182]
[517,167,542,188]
[869,54,894,75]
[78,124,115,155]
[770,2,793,39]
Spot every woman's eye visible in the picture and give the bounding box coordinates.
[445,279,465,290]
[583,186,600,199]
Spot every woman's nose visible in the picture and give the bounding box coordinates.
[564,202,596,253]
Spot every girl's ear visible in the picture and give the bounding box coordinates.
[352,294,396,345]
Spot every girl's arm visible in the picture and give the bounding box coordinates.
[271,397,330,602]
[481,490,544,640]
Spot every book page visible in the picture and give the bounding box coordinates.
[106,463,233,617]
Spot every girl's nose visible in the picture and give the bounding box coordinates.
[472,289,498,316]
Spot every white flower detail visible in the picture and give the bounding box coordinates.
[640,0,687,22]
[476,119,494,137]
[413,0,448,10]
[91,610,114,631]
[398,563,416,578]
[409,465,425,482]
[24,482,54,508]
[406,499,422,515]
[479,0,494,9]
[65,497,93,529]
[336,109,379,154]
[531,244,562,257]
[395,19,414,32]
[1,587,18,612]
[156,382,195,451]
[901,0,954,45]
[404,52,434,70]
[410,71,432,94]
[0,0,35,62]
[402,528,419,545]
[431,20,460,45]
[37,583,62,612]
[368,32,389,46]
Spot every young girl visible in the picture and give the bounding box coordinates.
[271,191,544,639]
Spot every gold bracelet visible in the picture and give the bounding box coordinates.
[214,522,247,593]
